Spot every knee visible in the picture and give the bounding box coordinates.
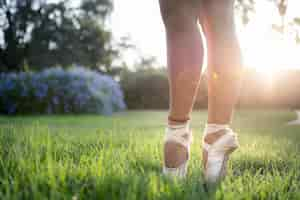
[160,4,197,33]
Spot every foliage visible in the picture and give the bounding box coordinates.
[0,111,299,199]
[236,0,255,25]
[120,66,300,110]
[120,66,208,110]
[237,0,300,43]
[0,66,125,115]
[238,69,300,109]
[0,0,117,73]
[120,67,169,109]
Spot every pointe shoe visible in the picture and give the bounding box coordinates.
[163,124,192,178]
[202,125,239,183]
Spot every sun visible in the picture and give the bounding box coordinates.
[237,0,300,73]
[242,30,300,72]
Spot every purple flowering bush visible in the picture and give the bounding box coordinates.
[0,67,126,115]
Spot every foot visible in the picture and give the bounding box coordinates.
[202,125,239,183]
[164,141,189,168]
[163,124,192,178]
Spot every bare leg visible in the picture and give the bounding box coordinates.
[159,0,204,168]
[199,0,243,170]
[202,0,243,124]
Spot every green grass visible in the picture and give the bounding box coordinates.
[0,110,299,199]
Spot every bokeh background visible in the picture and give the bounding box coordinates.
[1,0,300,114]
[1,1,300,199]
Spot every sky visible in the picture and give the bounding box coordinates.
[110,0,164,66]
[111,0,300,70]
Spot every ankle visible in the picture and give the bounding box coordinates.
[168,116,190,126]
[167,122,189,130]
[204,123,230,134]
[203,123,229,144]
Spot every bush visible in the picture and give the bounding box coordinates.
[0,67,126,115]
[120,68,208,109]
[121,69,169,109]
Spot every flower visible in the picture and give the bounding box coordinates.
[0,66,126,115]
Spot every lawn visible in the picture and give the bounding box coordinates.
[0,110,299,199]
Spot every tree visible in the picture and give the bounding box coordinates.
[0,0,116,73]
[236,0,255,25]
[236,0,300,44]
[269,0,300,44]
